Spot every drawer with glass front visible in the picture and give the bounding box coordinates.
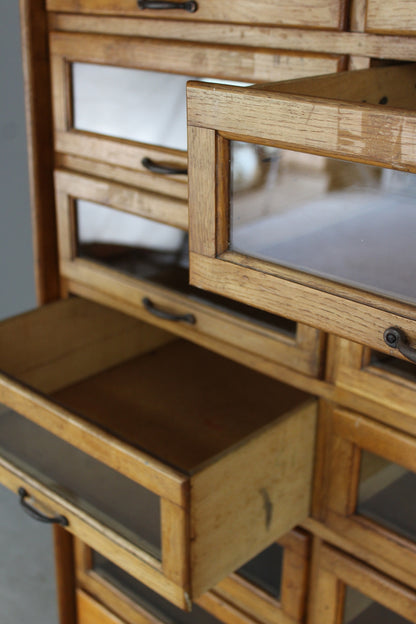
[187,64,416,356]
[0,296,316,609]
[46,0,348,30]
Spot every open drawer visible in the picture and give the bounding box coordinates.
[187,64,416,358]
[0,297,316,609]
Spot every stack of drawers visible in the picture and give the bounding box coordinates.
[8,1,416,622]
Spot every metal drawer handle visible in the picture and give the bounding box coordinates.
[383,327,416,364]
[137,1,198,12]
[142,297,196,324]
[18,487,69,527]
[142,157,188,176]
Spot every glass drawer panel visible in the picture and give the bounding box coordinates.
[230,142,416,306]
[76,200,297,338]
[92,551,223,624]
[236,542,283,600]
[343,586,412,623]
[357,451,416,543]
[73,64,248,151]
[0,406,161,557]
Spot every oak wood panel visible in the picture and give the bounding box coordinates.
[55,170,188,230]
[49,15,416,63]
[46,0,348,30]
[77,590,127,624]
[190,401,317,596]
[366,0,416,35]
[54,526,77,624]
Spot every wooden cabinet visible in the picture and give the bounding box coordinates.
[14,1,416,623]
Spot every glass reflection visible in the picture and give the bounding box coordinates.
[237,542,283,599]
[357,451,416,543]
[230,143,416,305]
[343,586,411,623]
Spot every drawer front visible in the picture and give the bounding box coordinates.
[330,337,416,432]
[46,0,347,30]
[50,31,345,195]
[366,0,416,34]
[187,65,416,355]
[315,405,416,590]
[76,535,309,624]
[77,591,127,624]
[0,297,316,607]
[309,541,416,624]
[55,169,325,378]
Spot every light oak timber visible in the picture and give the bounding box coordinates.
[189,401,317,596]
[55,133,188,188]
[54,526,77,624]
[20,0,60,303]
[46,0,348,30]
[186,75,416,170]
[55,170,188,230]
[350,0,367,32]
[50,32,344,85]
[306,539,343,624]
[160,499,189,592]
[190,253,416,360]
[55,154,188,201]
[366,0,416,35]
[49,15,416,62]
[77,590,127,624]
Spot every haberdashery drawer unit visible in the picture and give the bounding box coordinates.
[45,0,348,30]
[187,64,416,358]
[0,296,316,609]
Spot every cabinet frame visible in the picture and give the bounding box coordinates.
[315,404,416,591]
[187,65,416,356]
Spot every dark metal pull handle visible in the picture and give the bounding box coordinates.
[137,1,197,12]
[142,297,195,324]
[18,487,69,527]
[142,157,188,176]
[383,327,416,364]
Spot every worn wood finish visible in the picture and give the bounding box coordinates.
[55,170,188,230]
[366,0,416,35]
[49,15,416,63]
[189,401,317,596]
[46,0,348,30]
[19,0,60,303]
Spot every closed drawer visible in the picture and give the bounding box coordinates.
[315,404,416,590]
[309,542,416,624]
[187,64,416,355]
[50,31,345,197]
[330,337,416,432]
[55,169,325,378]
[76,532,310,623]
[46,0,347,30]
[0,297,316,609]
[366,0,416,34]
